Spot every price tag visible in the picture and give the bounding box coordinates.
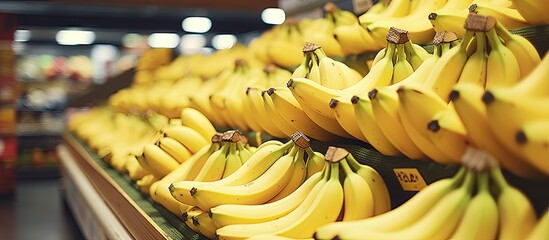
[353,0,373,15]
[393,168,427,191]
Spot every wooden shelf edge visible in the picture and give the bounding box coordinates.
[60,133,170,240]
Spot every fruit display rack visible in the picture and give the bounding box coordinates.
[58,131,549,240]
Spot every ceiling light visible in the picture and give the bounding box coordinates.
[179,34,207,55]
[148,33,180,48]
[56,30,95,45]
[122,33,145,48]
[182,17,212,33]
[212,34,237,50]
[14,29,31,42]
[261,8,285,25]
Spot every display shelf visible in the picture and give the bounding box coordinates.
[59,133,205,240]
[16,164,60,179]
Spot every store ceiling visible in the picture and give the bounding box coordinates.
[0,0,279,45]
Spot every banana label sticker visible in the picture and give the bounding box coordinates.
[393,168,427,191]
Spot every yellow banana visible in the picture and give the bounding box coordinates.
[191,145,299,211]
[136,174,159,194]
[182,206,202,233]
[392,43,414,84]
[528,208,548,240]
[490,166,538,239]
[495,22,541,78]
[470,2,532,30]
[340,157,375,221]
[429,9,468,38]
[260,89,300,137]
[142,143,180,178]
[426,106,469,165]
[511,0,549,25]
[457,32,488,87]
[180,107,217,141]
[246,87,288,138]
[161,125,210,154]
[222,142,243,178]
[304,148,326,179]
[268,147,307,202]
[515,120,549,175]
[315,167,466,239]
[209,171,324,228]
[267,87,343,142]
[156,136,192,164]
[192,211,218,239]
[450,83,546,179]
[485,26,521,88]
[450,170,498,240]
[335,168,474,240]
[126,155,150,181]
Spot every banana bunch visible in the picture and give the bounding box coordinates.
[358,0,474,47]
[430,1,534,38]
[385,14,543,167]
[451,50,549,178]
[315,157,539,240]
[68,107,160,170]
[214,146,389,240]
[168,131,323,238]
[286,27,430,145]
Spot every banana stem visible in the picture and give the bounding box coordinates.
[323,162,332,180]
[294,147,305,164]
[494,21,512,42]
[451,166,467,187]
[485,28,501,52]
[461,168,476,194]
[475,32,486,54]
[477,170,489,195]
[339,157,354,178]
[489,166,508,196]
[343,154,362,173]
[460,30,475,52]
[330,161,340,181]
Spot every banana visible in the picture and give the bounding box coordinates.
[336,168,474,240]
[304,148,326,179]
[267,87,342,142]
[190,146,298,211]
[351,95,401,156]
[246,87,288,138]
[429,10,468,38]
[307,52,322,84]
[209,171,324,228]
[301,17,345,57]
[470,2,532,30]
[236,141,253,164]
[396,85,456,164]
[126,155,150,181]
[457,32,488,87]
[495,22,541,78]
[483,91,549,174]
[425,30,474,101]
[260,89,300,137]
[215,166,330,239]
[170,141,294,206]
[267,22,304,71]
[333,22,382,55]
[182,206,202,233]
[329,42,398,142]
[485,26,521,88]
[192,211,218,239]
[392,43,415,84]
[272,162,343,239]
[315,47,357,89]
[141,143,180,178]
[359,0,412,25]
[515,120,549,175]
[180,107,217,141]
[170,141,230,206]
[156,136,192,164]
[185,135,224,181]
[450,83,546,179]
[490,51,549,98]
[340,157,375,221]
[369,51,451,162]
[268,147,307,202]
[490,166,538,240]
[222,142,243,178]
[404,41,429,70]
[161,125,210,154]
[511,0,549,25]
[344,153,391,215]
[426,106,469,165]
[136,174,159,194]
[314,167,466,240]
[528,208,549,240]
[450,171,498,240]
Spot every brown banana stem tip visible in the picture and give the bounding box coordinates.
[386,27,409,44]
[263,64,276,74]
[464,13,496,32]
[329,98,339,108]
[432,30,459,45]
[266,87,276,96]
[323,2,338,13]
[303,42,321,53]
[292,131,311,148]
[325,146,349,163]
